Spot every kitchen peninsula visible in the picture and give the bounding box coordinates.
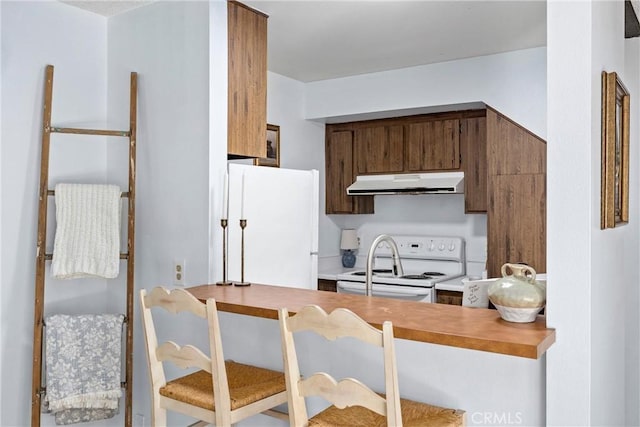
[188,283,554,359]
[187,283,554,425]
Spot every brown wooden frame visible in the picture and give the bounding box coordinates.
[254,123,280,167]
[31,65,136,427]
[601,71,630,229]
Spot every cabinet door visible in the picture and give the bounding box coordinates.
[318,279,337,292]
[325,130,373,214]
[487,173,546,277]
[354,125,404,174]
[406,119,460,171]
[227,1,267,158]
[461,117,487,213]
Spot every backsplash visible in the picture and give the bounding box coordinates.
[328,194,487,275]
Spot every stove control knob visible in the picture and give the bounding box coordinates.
[438,243,446,251]
[428,242,435,251]
[449,242,456,251]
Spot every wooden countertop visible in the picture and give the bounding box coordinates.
[187,283,555,359]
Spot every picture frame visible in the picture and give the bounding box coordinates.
[254,124,280,167]
[601,71,630,229]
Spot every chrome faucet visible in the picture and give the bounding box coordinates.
[365,234,404,297]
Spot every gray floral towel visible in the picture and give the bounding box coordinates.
[54,407,119,425]
[45,314,124,424]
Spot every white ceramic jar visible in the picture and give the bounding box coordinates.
[487,263,546,323]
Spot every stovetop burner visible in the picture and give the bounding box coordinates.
[401,274,432,280]
[351,269,392,276]
[400,272,445,280]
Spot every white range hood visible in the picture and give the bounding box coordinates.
[346,171,464,195]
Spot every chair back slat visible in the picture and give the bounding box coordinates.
[300,373,386,416]
[156,341,212,373]
[143,286,207,318]
[287,305,383,346]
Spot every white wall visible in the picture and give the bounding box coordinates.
[624,36,640,427]
[305,48,545,261]
[547,0,640,425]
[0,2,108,425]
[107,2,211,424]
[0,2,106,425]
[266,71,328,256]
[0,0,4,414]
[306,47,547,139]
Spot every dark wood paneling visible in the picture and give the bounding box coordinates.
[487,174,546,277]
[227,1,267,158]
[461,117,488,213]
[355,125,404,174]
[406,119,460,171]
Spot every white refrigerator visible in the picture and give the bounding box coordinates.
[227,164,319,289]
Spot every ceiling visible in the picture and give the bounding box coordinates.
[60,0,546,83]
[244,1,546,82]
[60,0,153,17]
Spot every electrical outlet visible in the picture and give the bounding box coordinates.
[173,259,185,286]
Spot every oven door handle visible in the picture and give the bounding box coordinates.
[336,281,431,297]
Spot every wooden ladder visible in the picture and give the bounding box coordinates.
[30,65,137,427]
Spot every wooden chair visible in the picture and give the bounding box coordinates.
[278,305,465,427]
[140,287,288,426]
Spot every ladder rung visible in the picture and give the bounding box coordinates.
[47,190,130,198]
[44,253,129,261]
[50,127,130,137]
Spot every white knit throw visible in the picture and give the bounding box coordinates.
[51,183,121,279]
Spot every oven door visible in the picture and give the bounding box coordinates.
[336,281,434,303]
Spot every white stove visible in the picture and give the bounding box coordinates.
[336,235,465,303]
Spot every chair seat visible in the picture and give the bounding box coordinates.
[308,397,464,427]
[159,360,286,412]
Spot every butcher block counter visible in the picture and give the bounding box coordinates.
[187,283,554,359]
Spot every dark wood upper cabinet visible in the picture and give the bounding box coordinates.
[460,117,488,213]
[486,108,546,176]
[488,174,546,277]
[323,106,546,277]
[227,1,268,159]
[354,125,404,174]
[325,130,373,214]
[406,119,460,171]
[485,107,546,276]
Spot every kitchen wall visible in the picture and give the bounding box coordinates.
[306,47,546,139]
[265,71,327,243]
[306,48,546,266]
[334,196,487,275]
